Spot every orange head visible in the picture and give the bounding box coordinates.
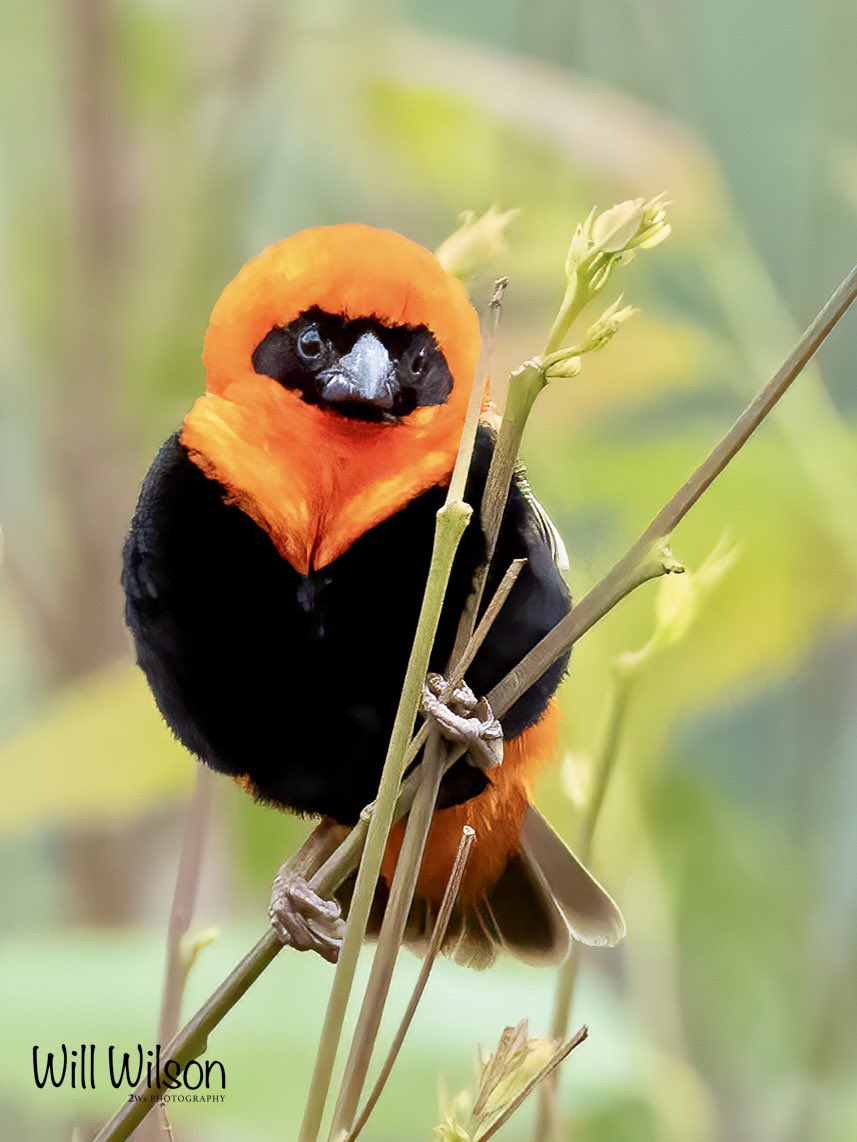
[181,225,481,574]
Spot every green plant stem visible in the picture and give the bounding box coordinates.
[544,278,591,356]
[92,261,856,1142]
[331,327,538,1134]
[92,933,282,1142]
[393,555,527,792]
[330,733,448,1138]
[532,672,634,1142]
[450,277,507,504]
[489,262,857,721]
[299,277,507,1142]
[306,281,508,1141]
[455,267,590,656]
[455,362,545,651]
[139,766,214,1142]
[158,765,214,1047]
[577,675,632,861]
[329,555,526,1137]
[525,260,857,1142]
[328,293,530,1141]
[480,364,544,560]
[345,826,476,1142]
[533,957,580,1142]
[300,499,472,1142]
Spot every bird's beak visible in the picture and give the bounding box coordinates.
[319,332,396,410]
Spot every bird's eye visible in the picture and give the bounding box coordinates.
[297,324,325,361]
[409,346,428,377]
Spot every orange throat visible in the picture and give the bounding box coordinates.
[181,377,459,574]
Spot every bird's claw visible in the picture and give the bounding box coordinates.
[269,866,345,963]
[420,671,504,770]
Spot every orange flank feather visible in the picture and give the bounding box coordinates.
[381,700,562,907]
[181,225,480,573]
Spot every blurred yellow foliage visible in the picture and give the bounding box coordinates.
[0,665,192,835]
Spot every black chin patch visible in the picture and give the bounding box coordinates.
[251,308,454,422]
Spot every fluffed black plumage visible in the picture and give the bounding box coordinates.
[122,427,571,825]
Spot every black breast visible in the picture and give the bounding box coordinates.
[122,430,571,823]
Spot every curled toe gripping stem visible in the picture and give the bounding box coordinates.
[269,866,346,965]
[421,671,504,770]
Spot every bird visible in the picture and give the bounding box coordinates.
[122,223,624,969]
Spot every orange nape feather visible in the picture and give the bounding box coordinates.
[381,700,562,906]
[181,224,481,574]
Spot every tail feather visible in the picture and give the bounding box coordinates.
[473,850,571,966]
[413,808,625,968]
[520,807,626,947]
[401,851,573,970]
[334,806,625,969]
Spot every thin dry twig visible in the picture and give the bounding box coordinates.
[301,277,507,1142]
[476,1027,589,1142]
[330,734,449,1137]
[387,555,526,780]
[533,677,633,1142]
[156,1101,176,1142]
[330,558,525,1137]
[344,826,476,1142]
[158,765,214,1046]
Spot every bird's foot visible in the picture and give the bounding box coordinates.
[269,867,345,963]
[421,671,504,770]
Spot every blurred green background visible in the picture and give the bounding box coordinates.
[1,1,856,1139]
